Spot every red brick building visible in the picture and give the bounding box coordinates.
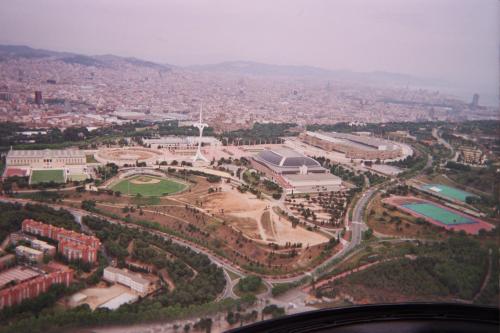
[22,219,100,264]
[0,264,73,309]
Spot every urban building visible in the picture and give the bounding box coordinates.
[22,219,100,264]
[11,232,56,256]
[251,147,342,194]
[34,90,43,105]
[143,136,221,150]
[299,131,403,160]
[15,245,44,263]
[6,149,86,168]
[458,146,486,165]
[0,255,16,271]
[103,267,151,295]
[0,264,73,309]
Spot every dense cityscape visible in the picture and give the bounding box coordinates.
[0,46,497,132]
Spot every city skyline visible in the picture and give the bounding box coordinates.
[0,0,498,105]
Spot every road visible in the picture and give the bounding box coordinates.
[432,127,457,161]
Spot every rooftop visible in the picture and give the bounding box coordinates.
[104,267,150,286]
[0,266,40,289]
[7,149,85,159]
[284,173,341,182]
[306,131,400,151]
[256,147,321,168]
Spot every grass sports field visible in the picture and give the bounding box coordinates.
[110,175,186,197]
[421,184,476,202]
[402,203,474,225]
[30,169,65,184]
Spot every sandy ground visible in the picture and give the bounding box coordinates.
[130,176,161,184]
[203,183,328,246]
[72,284,132,310]
[270,207,328,246]
[98,148,162,161]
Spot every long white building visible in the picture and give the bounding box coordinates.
[103,267,151,295]
[6,149,86,168]
[143,136,221,150]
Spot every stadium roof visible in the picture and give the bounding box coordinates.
[306,131,399,151]
[253,147,326,174]
[7,149,85,158]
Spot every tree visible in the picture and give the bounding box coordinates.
[237,275,262,293]
[81,200,97,212]
[363,228,373,240]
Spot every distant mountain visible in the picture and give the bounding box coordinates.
[188,61,443,87]
[0,44,171,71]
[0,45,444,87]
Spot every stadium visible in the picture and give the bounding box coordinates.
[299,131,403,160]
[108,170,188,197]
[3,149,89,184]
[251,147,342,194]
[95,148,164,166]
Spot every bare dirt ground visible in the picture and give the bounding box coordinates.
[270,207,328,246]
[130,176,161,184]
[73,284,131,310]
[261,211,277,242]
[202,182,328,246]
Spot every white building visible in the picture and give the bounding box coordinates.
[143,136,221,150]
[6,149,86,168]
[15,246,44,263]
[103,267,151,295]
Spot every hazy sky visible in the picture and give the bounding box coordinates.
[0,0,498,103]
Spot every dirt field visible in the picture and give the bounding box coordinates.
[73,284,131,310]
[202,182,328,246]
[100,148,161,161]
[270,207,328,246]
[261,211,276,242]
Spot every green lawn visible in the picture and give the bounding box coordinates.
[30,169,65,184]
[110,176,186,197]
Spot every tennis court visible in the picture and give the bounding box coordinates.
[402,203,475,225]
[421,184,476,202]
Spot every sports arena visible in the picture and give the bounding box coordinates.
[95,148,164,166]
[108,170,188,197]
[251,147,342,194]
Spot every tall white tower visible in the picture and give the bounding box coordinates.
[193,104,209,162]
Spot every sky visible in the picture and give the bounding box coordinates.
[0,0,498,105]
